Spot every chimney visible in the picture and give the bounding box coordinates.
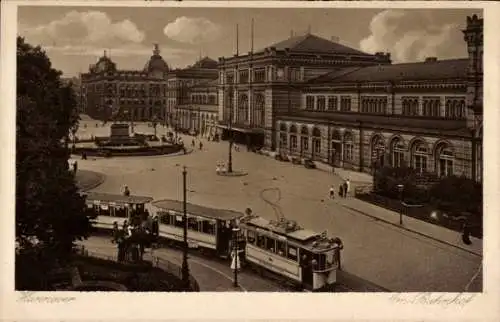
[425,57,438,62]
[330,36,340,43]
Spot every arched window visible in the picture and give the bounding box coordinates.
[411,140,429,173]
[300,126,309,155]
[312,127,321,158]
[371,135,386,168]
[343,132,354,163]
[435,142,454,177]
[390,137,406,168]
[238,94,249,123]
[253,94,265,127]
[289,124,298,152]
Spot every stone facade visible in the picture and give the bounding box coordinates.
[80,45,169,122]
[217,15,483,181]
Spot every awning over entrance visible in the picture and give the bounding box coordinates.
[216,123,264,134]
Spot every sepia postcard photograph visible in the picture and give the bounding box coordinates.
[1,0,499,321]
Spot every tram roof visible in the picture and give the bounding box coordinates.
[152,199,244,221]
[245,217,320,242]
[84,192,154,205]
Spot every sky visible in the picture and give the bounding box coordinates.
[17,6,482,77]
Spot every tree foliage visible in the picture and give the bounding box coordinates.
[16,37,92,282]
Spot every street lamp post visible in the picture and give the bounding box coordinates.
[232,220,240,288]
[397,184,404,225]
[181,166,190,290]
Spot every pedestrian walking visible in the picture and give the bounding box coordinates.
[329,185,335,199]
[345,179,351,196]
[199,141,203,150]
[338,184,344,198]
[192,139,195,147]
[342,181,348,198]
[72,161,78,174]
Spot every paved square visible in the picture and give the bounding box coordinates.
[74,121,482,292]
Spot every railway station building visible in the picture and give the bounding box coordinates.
[217,15,483,182]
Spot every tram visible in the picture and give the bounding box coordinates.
[84,192,154,230]
[239,214,343,291]
[151,199,245,258]
[85,193,343,291]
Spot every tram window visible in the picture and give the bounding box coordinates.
[100,204,111,216]
[266,237,276,253]
[276,240,286,257]
[115,206,127,218]
[174,215,184,228]
[158,212,169,224]
[201,220,215,235]
[188,217,198,231]
[287,245,298,261]
[246,230,256,244]
[257,234,266,249]
[314,253,327,270]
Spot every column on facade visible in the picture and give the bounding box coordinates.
[248,89,252,125]
[439,96,446,117]
[233,90,238,124]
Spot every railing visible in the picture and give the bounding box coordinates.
[77,246,200,292]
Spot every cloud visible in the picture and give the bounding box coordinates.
[360,10,468,62]
[19,10,145,47]
[163,17,221,44]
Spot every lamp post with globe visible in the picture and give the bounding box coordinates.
[397,184,404,225]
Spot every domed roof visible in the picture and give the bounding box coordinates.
[91,51,117,73]
[193,57,218,69]
[143,44,169,73]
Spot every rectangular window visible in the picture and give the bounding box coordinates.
[305,96,314,110]
[340,96,351,112]
[423,97,441,117]
[239,70,249,84]
[327,96,338,111]
[254,69,266,82]
[317,96,326,111]
[201,220,215,235]
[246,229,256,244]
[276,240,286,257]
[287,245,298,261]
[266,236,276,253]
[257,234,266,249]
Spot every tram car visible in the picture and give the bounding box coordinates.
[239,214,343,291]
[151,199,245,258]
[83,192,154,230]
[85,192,343,291]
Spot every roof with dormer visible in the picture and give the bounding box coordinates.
[259,33,371,56]
[308,58,469,84]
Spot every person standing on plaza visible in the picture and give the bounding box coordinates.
[345,179,351,197]
[339,184,344,198]
[199,141,203,150]
[329,185,335,199]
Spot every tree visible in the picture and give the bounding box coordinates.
[16,37,93,289]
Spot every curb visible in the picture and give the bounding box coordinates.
[216,171,249,177]
[77,170,106,192]
[341,204,482,258]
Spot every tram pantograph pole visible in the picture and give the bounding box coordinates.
[182,166,190,290]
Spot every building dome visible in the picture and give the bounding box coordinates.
[143,44,169,73]
[91,51,117,73]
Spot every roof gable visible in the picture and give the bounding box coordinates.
[263,33,370,56]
